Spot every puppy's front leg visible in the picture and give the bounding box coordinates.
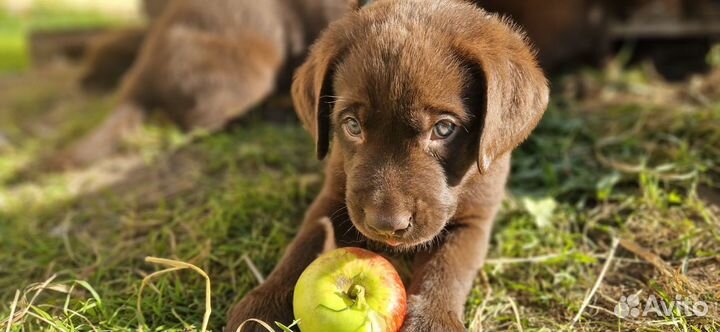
[402,218,493,332]
[226,195,346,332]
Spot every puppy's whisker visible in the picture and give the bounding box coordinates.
[328,206,348,220]
[340,219,357,237]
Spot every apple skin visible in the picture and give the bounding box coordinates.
[293,247,407,332]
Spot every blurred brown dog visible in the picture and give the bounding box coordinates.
[53,0,349,169]
[226,0,548,331]
[79,0,170,92]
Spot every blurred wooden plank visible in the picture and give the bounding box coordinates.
[609,21,720,39]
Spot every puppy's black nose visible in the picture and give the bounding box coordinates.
[365,208,412,236]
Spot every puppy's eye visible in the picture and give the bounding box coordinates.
[432,120,456,140]
[343,117,362,137]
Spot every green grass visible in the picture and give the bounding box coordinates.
[0,8,718,331]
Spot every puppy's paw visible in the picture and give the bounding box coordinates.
[401,314,465,332]
[400,295,465,332]
[401,313,465,332]
[226,287,294,332]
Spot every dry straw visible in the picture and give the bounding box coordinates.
[138,256,280,332]
[138,257,213,332]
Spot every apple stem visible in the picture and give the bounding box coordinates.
[349,284,368,310]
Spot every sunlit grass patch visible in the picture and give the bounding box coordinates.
[0,0,138,72]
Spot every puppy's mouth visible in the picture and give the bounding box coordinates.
[355,227,405,246]
[368,232,406,248]
[355,221,444,251]
[364,231,443,253]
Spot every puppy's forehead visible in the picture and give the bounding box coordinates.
[333,20,467,121]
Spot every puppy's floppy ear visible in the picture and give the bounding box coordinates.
[455,18,550,173]
[291,32,347,160]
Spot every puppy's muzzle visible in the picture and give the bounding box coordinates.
[364,206,413,237]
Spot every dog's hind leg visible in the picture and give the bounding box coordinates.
[80,28,147,93]
[167,29,285,131]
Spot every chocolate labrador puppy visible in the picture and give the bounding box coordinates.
[52,0,349,169]
[227,0,549,331]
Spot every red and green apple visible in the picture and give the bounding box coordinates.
[293,247,407,332]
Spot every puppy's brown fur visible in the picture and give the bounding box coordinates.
[227,1,549,331]
[55,0,349,169]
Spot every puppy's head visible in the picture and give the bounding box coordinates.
[293,0,548,249]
